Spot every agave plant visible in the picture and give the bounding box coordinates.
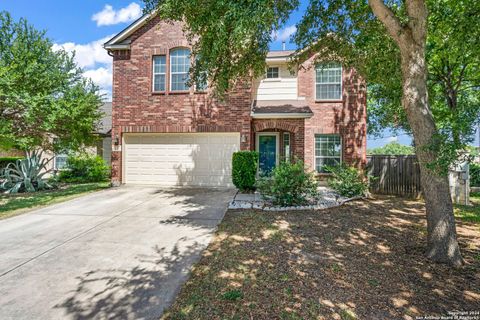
[0,150,53,193]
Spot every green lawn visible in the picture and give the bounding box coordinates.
[0,182,111,219]
[454,192,480,224]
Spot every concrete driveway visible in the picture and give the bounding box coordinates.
[0,186,235,320]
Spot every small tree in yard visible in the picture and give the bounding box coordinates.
[144,0,471,266]
[0,11,103,154]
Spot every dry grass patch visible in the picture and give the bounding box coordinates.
[162,197,480,320]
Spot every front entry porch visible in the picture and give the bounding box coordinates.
[252,118,306,174]
[256,132,280,174]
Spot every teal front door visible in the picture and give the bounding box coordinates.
[258,134,277,174]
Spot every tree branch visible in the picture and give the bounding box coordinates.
[405,0,428,43]
[368,0,405,44]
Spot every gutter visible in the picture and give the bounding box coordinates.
[104,44,131,50]
[250,112,313,119]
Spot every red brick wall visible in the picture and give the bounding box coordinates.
[110,17,366,184]
[111,18,253,184]
[298,55,367,171]
[252,119,305,160]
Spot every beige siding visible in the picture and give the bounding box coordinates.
[254,64,298,100]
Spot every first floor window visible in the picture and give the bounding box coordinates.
[153,55,166,92]
[315,62,342,100]
[266,67,279,79]
[315,134,341,173]
[283,132,290,162]
[55,153,68,170]
[170,48,191,91]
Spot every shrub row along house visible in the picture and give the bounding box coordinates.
[103,14,367,187]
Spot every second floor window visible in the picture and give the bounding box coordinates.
[315,62,342,100]
[266,67,279,79]
[153,56,166,92]
[170,48,191,91]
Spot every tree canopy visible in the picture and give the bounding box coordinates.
[0,11,103,153]
[143,0,469,265]
[368,141,415,155]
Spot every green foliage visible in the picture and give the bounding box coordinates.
[0,150,53,193]
[256,160,318,206]
[144,0,480,175]
[0,156,24,171]
[368,142,414,155]
[471,163,480,187]
[221,290,243,301]
[232,151,259,191]
[0,11,103,152]
[326,165,368,198]
[58,154,110,183]
[143,0,298,95]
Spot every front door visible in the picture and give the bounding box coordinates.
[257,133,278,174]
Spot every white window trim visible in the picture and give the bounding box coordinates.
[314,134,343,173]
[152,55,166,92]
[256,132,280,168]
[170,48,191,92]
[283,132,291,162]
[315,63,343,101]
[266,66,280,79]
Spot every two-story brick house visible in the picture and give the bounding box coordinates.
[104,14,366,187]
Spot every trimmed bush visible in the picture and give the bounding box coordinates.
[232,151,259,191]
[471,163,480,187]
[256,160,318,206]
[326,164,368,197]
[0,157,24,172]
[59,154,110,183]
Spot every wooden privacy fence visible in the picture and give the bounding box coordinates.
[367,155,422,197]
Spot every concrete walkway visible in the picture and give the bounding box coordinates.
[0,186,235,320]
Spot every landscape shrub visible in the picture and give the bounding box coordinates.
[256,160,318,206]
[326,164,368,197]
[59,154,110,183]
[0,157,23,172]
[232,151,259,191]
[0,151,52,193]
[471,163,480,187]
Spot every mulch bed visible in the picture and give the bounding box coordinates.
[162,196,480,320]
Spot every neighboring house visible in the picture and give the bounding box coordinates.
[104,15,366,187]
[1,102,112,171]
[53,102,113,170]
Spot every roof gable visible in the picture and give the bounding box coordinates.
[103,13,152,50]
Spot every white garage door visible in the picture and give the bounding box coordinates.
[124,133,240,186]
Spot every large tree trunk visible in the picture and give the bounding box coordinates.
[369,0,463,266]
[401,46,463,267]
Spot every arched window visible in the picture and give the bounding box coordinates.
[170,48,191,91]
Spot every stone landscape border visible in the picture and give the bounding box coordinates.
[228,189,364,211]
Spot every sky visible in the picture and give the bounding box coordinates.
[1,1,478,149]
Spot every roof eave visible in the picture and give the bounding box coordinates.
[103,12,153,48]
[265,56,292,63]
[104,44,131,50]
